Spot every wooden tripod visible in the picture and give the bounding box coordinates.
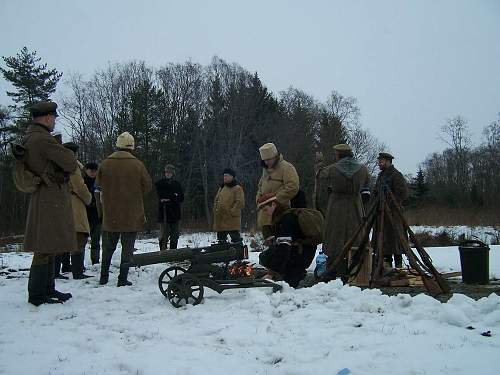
[324,185,450,297]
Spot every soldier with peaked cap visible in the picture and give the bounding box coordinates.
[256,142,299,238]
[321,144,371,283]
[22,101,77,305]
[97,132,152,286]
[155,163,184,250]
[372,152,409,270]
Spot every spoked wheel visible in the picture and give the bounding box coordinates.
[158,266,187,298]
[167,274,204,308]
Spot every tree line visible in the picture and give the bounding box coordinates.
[1,47,498,236]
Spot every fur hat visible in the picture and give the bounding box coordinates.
[116,132,135,150]
[257,192,277,209]
[85,162,98,170]
[164,164,175,173]
[259,143,278,160]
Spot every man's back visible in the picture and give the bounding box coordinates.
[97,151,152,232]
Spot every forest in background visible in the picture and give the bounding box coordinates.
[0,48,498,236]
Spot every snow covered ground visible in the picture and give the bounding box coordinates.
[1,232,499,375]
[410,225,499,245]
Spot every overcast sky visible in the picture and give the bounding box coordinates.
[1,0,499,174]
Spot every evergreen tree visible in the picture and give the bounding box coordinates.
[1,46,62,132]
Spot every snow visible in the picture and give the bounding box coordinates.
[1,232,499,375]
[410,225,500,245]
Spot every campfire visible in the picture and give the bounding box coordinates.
[228,261,254,278]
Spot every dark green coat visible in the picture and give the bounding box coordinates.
[372,165,409,255]
[22,123,78,254]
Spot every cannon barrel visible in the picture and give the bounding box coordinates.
[131,243,247,267]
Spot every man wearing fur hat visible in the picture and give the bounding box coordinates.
[22,101,77,305]
[256,143,299,237]
[213,168,245,243]
[155,164,184,250]
[321,144,371,282]
[97,132,152,286]
[372,152,409,270]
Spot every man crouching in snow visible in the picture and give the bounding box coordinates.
[257,193,318,288]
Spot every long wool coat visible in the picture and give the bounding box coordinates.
[22,123,78,254]
[321,157,370,259]
[69,162,92,234]
[256,155,299,227]
[213,182,245,231]
[372,165,409,255]
[96,151,152,232]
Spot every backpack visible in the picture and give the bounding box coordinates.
[287,208,324,246]
[10,142,42,193]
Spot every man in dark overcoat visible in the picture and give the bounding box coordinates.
[83,162,102,264]
[155,164,184,250]
[22,101,78,305]
[372,152,409,269]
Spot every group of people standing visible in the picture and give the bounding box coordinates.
[19,99,409,306]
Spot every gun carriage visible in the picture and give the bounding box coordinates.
[131,242,282,308]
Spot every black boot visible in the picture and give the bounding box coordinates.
[71,251,93,279]
[28,264,62,306]
[169,239,178,250]
[117,265,131,287]
[46,258,72,302]
[61,253,72,273]
[100,259,111,285]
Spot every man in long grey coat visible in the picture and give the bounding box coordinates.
[22,101,78,306]
[321,144,371,281]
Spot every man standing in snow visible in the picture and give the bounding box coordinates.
[256,143,299,238]
[83,162,102,264]
[22,101,77,305]
[155,164,184,250]
[97,132,152,286]
[372,152,409,270]
[321,144,371,283]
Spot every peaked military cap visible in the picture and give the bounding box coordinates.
[333,143,352,152]
[378,152,394,160]
[63,142,79,153]
[30,101,58,117]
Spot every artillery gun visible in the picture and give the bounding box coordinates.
[131,242,281,308]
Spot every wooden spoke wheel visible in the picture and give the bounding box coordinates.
[167,274,204,308]
[158,266,187,298]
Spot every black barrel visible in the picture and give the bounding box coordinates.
[458,240,490,284]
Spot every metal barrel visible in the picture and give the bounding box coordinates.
[131,248,194,267]
[192,246,246,265]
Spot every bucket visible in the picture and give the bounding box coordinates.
[458,240,490,285]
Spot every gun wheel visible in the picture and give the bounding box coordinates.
[167,274,204,308]
[158,266,187,298]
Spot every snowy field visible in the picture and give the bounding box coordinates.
[1,232,499,375]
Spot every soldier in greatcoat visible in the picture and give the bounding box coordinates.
[372,152,409,270]
[321,144,371,282]
[22,101,78,305]
[213,168,245,243]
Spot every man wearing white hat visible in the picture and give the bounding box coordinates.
[97,132,152,286]
[256,142,299,237]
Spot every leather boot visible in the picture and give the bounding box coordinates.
[28,264,62,306]
[169,239,178,250]
[71,251,93,279]
[61,253,72,273]
[46,257,72,302]
[117,265,131,287]
[99,259,111,285]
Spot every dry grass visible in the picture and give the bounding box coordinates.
[406,206,500,227]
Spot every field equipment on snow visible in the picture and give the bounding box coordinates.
[131,242,282,308]
[322,184,450,298]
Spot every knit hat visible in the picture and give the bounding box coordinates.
[116,132,135,150]
[257,192,277,209]
[259,143,278,160]
[223,168,236,177]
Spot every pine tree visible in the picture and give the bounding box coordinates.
[1,46,62,132]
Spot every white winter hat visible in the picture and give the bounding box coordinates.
[116,132,135,150]
[259,143,278,160]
